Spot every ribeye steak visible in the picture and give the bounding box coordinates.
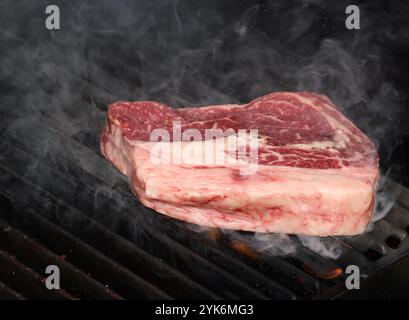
[100,92,379,236]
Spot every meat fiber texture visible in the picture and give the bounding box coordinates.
[100,92,379,236]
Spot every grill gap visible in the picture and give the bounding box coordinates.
[364,248,384,262]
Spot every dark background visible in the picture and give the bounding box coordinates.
[1,0,408,184]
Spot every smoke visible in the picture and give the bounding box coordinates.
[0,0,408,261]
[297,235,343,260]
[366,169,402,233]
[1,1,408,144]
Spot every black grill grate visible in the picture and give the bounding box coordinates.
[1,94,409,300]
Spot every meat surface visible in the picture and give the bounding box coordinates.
[100,92,379,236]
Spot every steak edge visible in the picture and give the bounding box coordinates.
[100,92,379,236]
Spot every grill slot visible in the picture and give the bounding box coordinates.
[372,220,407,248]
[364,249,384,262]
[385,235,401,249]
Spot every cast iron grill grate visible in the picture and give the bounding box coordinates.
[1,92,409,300]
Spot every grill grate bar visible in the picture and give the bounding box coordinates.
[372,220,407,246]
[0,281,26,300]
[386,205,409,232]
[0,249,74,300]
[398,187,409,210]
[329,237,375,274]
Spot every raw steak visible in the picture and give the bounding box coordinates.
[100,92,379,236]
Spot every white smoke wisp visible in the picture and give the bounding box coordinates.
[372,172,402,223]
[297,235,343,260]
[364,169,402,233]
